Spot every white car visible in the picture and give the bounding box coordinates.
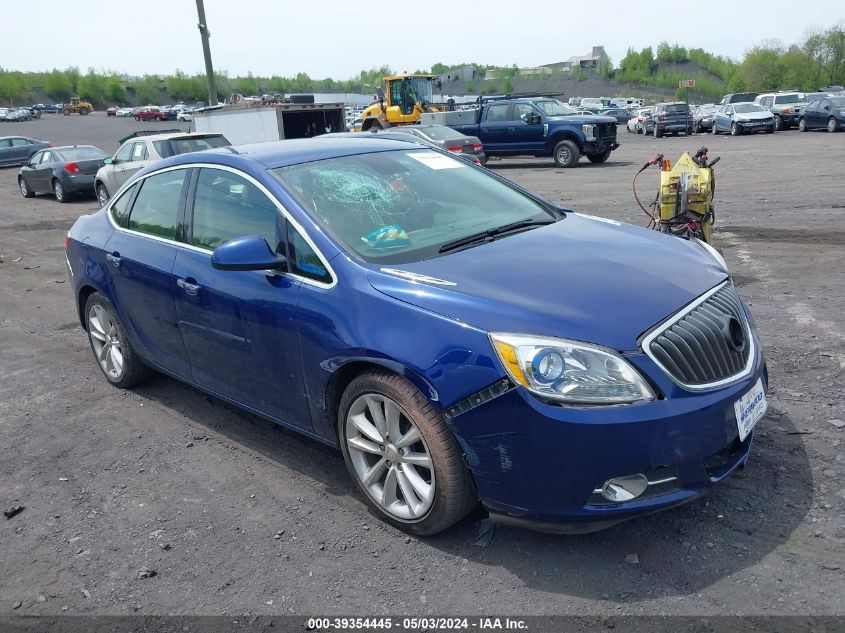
[93,131,229,206]
[177,109,193,122]
[115,108,134,117]
[627,107,652,134]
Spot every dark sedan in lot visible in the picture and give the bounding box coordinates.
[0,136,51,166]
[598,108,635,124]
[18,145,108,203]
[65,138,767,535]
[799,96,845,132]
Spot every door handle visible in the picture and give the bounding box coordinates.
[105,252,121,268]
[507,127,516,133]
[176,278,201,296]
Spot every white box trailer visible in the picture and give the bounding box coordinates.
[192,103,346,145]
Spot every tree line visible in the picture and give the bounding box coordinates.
[1,23,843,107]
[617,22,845,100]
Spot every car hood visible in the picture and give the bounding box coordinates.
[736,111,774,120]
[366,214,728,351]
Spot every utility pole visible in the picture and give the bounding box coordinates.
[195,0,218,105]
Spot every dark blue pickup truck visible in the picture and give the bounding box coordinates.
[423,97,619,167]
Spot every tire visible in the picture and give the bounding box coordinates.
[799,118,808,133]
[731,122,740,136]
[155,116,161,122]
[53,179,67,203]
[766,125,775,134]
[478,155,487,166]
[84,292,152,389]
[134,116,140,121]
[18,177,34,198]
[552,140,580,168]
[774,115,784,131]
[63,108,71,116]
[694,123,702,134]
[338,370,476,535]
[96,183,110,207]
[828,117,839,133]
[654,126,663,138]
[79,107,90,115]
[587,149,611,164]
[712,123,719,135]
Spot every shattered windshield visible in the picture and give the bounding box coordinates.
[274,150,554,264]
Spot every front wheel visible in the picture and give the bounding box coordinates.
[63,108,71,116]
[338,371,476,535]
[19,177,34,198]
[828,117,840,133]
[552,140,580,168]
[774,115,784,131]
[799,118,808,132]
[587,149,611,164]
[731,122,740,136]
[85,292,152,388]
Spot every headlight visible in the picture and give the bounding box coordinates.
[582,124,596,140]
[489,333,655,405]
[693,238,728,271]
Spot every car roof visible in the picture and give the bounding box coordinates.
[128,131,224,143]
[163,137,425,170]
[48,145,103,151]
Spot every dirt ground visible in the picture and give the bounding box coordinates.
[1,114,843,617]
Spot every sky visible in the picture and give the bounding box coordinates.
[2,1,841,79]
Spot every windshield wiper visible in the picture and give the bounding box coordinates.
[438,218,555,254]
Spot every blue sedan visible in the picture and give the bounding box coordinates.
[66,138,768,535]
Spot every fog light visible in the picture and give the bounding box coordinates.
[600,474,649,502]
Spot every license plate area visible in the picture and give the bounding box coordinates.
[734,378,767,441]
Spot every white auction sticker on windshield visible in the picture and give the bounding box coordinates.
[408,151,463,170]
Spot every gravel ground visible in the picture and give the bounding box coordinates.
[0,113,843,617]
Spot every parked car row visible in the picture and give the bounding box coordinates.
[0,107,43,122]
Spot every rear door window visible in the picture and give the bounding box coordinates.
[131,142,149,161]
[11,138,28,147]
[127,170,188,240]
[486,104,509,122]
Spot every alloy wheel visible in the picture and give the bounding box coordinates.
[88,304,124,380]
[345,393,435,521]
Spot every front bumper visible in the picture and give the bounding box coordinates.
[737,119,774,131]
[583,140,619,154]
[449,336,767,533]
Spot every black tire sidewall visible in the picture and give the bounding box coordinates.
[53,179,65,202]
[553,140,579,168]
[337,371,474,535]
[84,292,150,389]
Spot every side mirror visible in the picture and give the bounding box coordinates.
[104,157,114,165]
[531,113,543,124]
[211,235,287,272]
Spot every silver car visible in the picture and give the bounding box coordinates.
[93,132,229,206]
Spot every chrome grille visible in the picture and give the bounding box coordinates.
[643,283,753,389]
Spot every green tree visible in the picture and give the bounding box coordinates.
[131,75,162,105]
[0,70,25,104]
[44,69,74,101]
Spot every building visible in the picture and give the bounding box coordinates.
[559,46,610,72]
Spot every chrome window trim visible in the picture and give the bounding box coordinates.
[640,280,756,392]
[104,162,338,290]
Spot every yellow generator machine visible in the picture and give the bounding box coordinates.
[634,147,719,243]
[360,74,444,130]
[63,97,92,116]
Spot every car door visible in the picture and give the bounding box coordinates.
[509,103,546,152]
[172,166,312,428]
[114,141,150,189]
[714,106,729,131]
[815,100,831,128]
[8,137,33,165]
[29,150,55,192]
[19,151,43,190]
[103,169,192,378]
[479,104,514,151]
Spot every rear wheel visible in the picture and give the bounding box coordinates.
[553,140,580,167]
[338,371,476,535]
[587,149,611,164]
[18,177,34,198]
[53,179,66,203]
[63,108,71,116]
[79,107,90,115]
[828,117,839,133]
[155,116,161,122]
[84,292,152,388]
[654,126,663,138]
